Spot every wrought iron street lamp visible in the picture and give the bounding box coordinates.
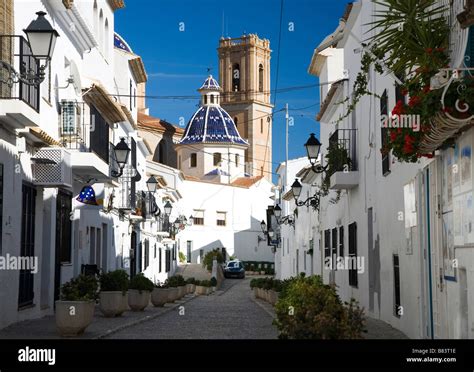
[146,176,158,193]
[273,204,295,226]
[0,11,59,86]
[305,133,328,174]
[111,138,131,177]
[164,201,173,216]
[291,179,322,211]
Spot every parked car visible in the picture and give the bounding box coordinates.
[224,260,245,279]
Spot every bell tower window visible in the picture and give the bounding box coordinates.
[259,64,264,92]
[232,63,240,92]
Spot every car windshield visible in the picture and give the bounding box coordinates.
[227,262,239,268]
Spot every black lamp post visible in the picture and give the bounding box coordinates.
[0,11,59,86]
[305,133,328,174]
[111,138,131,177]
[273,203,295,226]
[291,178,322,210]
[164,201,172,216]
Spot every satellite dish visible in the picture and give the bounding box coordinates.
[69,60,82,96]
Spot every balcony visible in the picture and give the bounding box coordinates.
[0,36,40,129]
[59,101,113,182]
[328,129,359,190]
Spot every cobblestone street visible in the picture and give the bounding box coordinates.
[106,278,279,339]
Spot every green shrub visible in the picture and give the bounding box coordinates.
[99,270,129,294]
[194,280,201,286]
[273,275,365,339]
[179,251,187,263]
[202,249,224,271]
[185,277,196,285]
[60,274,98,301]
[210,277,217,287]
[129,273,154,293]
[166,275,186,287]
[199,280,211,287]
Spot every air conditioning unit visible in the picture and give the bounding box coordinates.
[32,147,72,188]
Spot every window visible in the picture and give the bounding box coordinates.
[104,18,109,59]
[234,117,238,125]
[235,154,239,167]
[57,190,72,263]
[158,140,167,165]
[393,254,401,317]
[213,152,221,166]
[190,153,197,168]
[61,101,77,134]
[339,226,344,257]
[144,239,149,269]
[159,248,162,272]
[187,241,192,263]
[232,63,240,91]
[193,210,204,225]
[258,64,264,92]
[380,90,390,175]
[210,95,214,104]
[260,166,264,176]
[348,222,358,287]
[260,118,263,134]
[99,9,104,51]
[165,249,171,272]
[0,164,3,254]
[129,79,133,111]
[154,244,156,259]
[216,211,226,226]
[204,95,207,105]
[324,230,330,258]
[332,227,338,270]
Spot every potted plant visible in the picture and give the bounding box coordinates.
[164,277,179,302]
[175,275,187,298]
[151,281,170,307]
[99,270,129,317]
[128,273,153,311]
[55,274,98,337]
[185,277,196,294]
[210,277,217,292]
[195,280,211,295]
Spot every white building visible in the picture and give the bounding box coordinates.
[0,0,178,330]
[275,0,474,339]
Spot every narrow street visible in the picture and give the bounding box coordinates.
[106,278,278,339]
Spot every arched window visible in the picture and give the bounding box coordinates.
[260,118,263,133]
[232,63,240,92]
[235,154,239,167]
[104,18,109,59]
[234,117,238,125]
[93,1,98,36]
[158,139,167,165]
[213,153,221,166]
[203,95,207,105]
[99,9,104,51]
[210,95,214,104]
[259,64,264,92]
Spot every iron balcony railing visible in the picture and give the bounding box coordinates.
[0,35,40,112]
[59,101,110,165]
[328,129,358,171]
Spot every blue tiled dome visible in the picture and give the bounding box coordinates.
[199,75,220,90]
[179,76,248,146]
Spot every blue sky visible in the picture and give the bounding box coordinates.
[115,0,348,180]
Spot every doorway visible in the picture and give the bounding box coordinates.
[130,230,137,278]
[54,189,72,302]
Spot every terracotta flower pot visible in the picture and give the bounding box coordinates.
[195,285,209,295]
[186,284,196,294]
[127,289,150,311]
[55,300,95,337]
[177,285,186,298]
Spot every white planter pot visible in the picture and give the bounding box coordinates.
[186,283,196,294]
[127,289,150,311]
[212,286,216,292]
[268,290,279,305]
[195,285,210,295]
[55,300,95,337]
[177,286,186,298]
[99,291,127,317]
[151,288,169,307]
[167,287,179,302]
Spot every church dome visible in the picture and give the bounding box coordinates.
[178,76,248,146]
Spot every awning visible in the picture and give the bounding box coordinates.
[83,84,127,124]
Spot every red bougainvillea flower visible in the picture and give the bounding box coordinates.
[390,131,398,141]
[422,85,431,93]
[405,134,414,144]
[422,153,435,158]
[402,143,414,154]
[425,48,433,54]
[392,100,405,116]
[400,88,408,96]
[409,95,421,107]
[397,128,402,134]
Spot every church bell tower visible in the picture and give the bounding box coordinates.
[218,34,273,181]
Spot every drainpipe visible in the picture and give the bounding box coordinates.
[425,170,435,339]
